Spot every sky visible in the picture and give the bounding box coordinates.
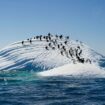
[0,0,105,55]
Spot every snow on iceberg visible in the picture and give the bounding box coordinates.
[0,34,104,72]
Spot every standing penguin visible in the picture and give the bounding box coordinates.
[48,43,51,47]
[22,41,24,45]
[55,34,58,39]
[64,41,68,45]
[30,39,32,44]
[78,49,82,56]
[60,51,64,56]
[48,33,51,37]
[69,49,73,58]
[45,46,49,50]
[57,44,60,49]
[39,35,42,41]
[66,36,69,40]
[59,35,63,39]
[52,47,55,50]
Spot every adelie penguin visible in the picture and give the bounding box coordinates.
[69,49,73,58]
[36,36,39,39]
[62,46,66,51]
[77,46,80,49]
[86,59,91,64]
[48,36,51,41]
[48,33,51,37]
[43,36,46,39]
[59,35,63,39]
[60,51,64,56]
[45,46,49,50]
[55,35,58,38]
[64,41,68,45]
[76,51,84,63]
[78,49,82,56]
[22,41,24,45]
[52,47,55,50]
[29,40,32,44]
[27,38,30,41]
[39,35,42,41]
[57,44,60,49]
[66,36,69,40]
[48,43,51,47]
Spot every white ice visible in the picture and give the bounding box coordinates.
[38,63,105,77]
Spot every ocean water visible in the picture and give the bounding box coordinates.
[0,68,105,105]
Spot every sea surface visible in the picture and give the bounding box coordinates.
[0,69,105,105]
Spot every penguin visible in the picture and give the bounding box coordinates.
[52,47,55,50]
[69,49,73,58]
[62,46,66,51]
[45,36,48,40]
[36,36,39,39]
[77,46,80,49]
[54,39,57,45]
[75,50,84,63]
[60,43,63,46]
[57,44,60,49]
[48,43,51,47]
[22,41,24,45]
[66,36,69,39]
[55,35,58,38]
[48,36,51,41]
[39,35,42,41]
[46,39,49,42]
[59,35,63,39]
[60,51,64,56]
[70,47,74,56]
[43,36,46,39]
[30,39,32,44]
[45,46,49,50]
[78,49,82,56]
[86,59,91,64]
[48,33,51,37]
[64,41,68,45]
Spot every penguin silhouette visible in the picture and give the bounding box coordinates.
[64,41,67,45]
[52,47,55,50]
[58,44,60,49]
[45,46,49,50]
[39,35,42,41]
[69,49,73,58]
[30,40,32,44]
[59,35,63,39]
[22,41,24,45]
[48,43,51,47]
[66,36,69,40]
[60,51,64,56]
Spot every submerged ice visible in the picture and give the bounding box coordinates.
[0,33,105,77]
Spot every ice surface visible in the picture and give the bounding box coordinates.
[0,35,104,71]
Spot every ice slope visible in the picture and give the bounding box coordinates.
[0,35,104,71]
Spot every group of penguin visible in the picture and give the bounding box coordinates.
[21,33,91,64]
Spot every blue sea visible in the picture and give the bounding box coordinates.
[0,68,105,105]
